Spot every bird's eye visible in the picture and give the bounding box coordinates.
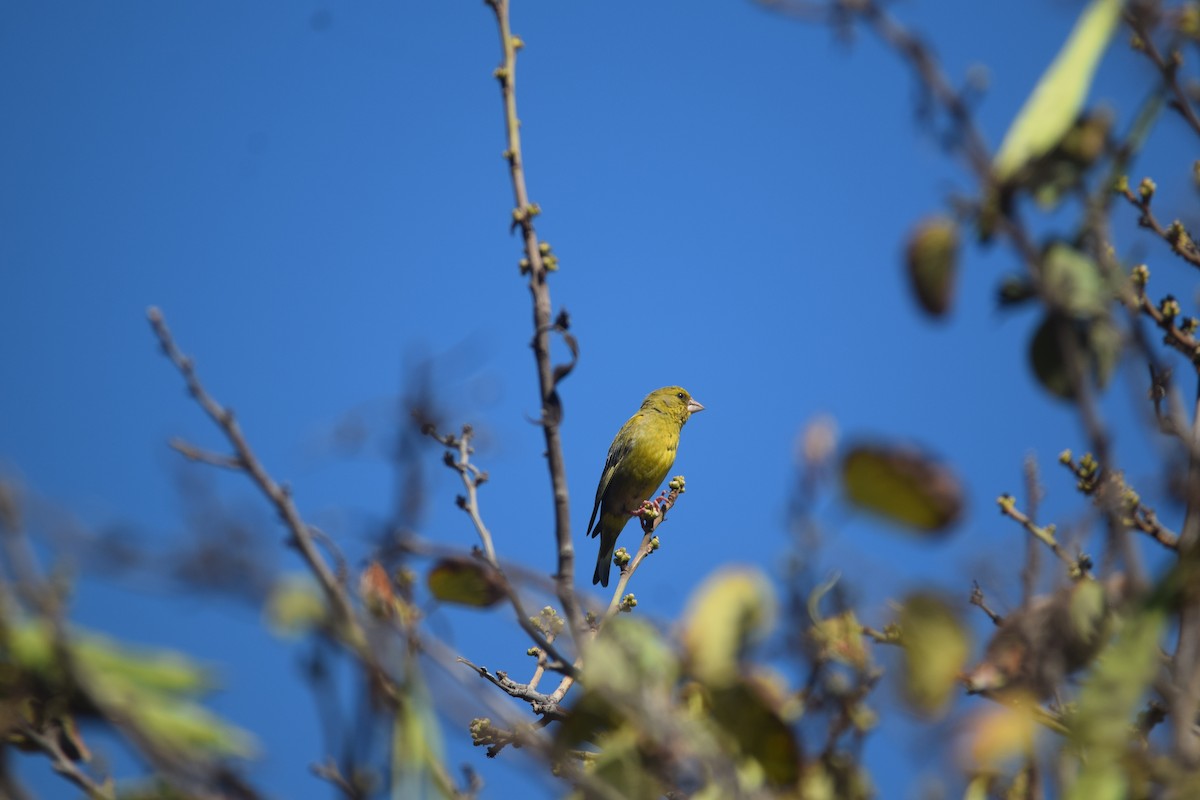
[676,392,685,400]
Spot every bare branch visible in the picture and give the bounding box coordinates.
[17,722,114,800]
[483,0,584,641]
[1127,12,1200,139]
[146,307,364,650]
[169,438,244,470]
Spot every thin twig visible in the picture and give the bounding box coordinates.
[997,494,1085,576]
[169,438,244,470]
[456,657,566,720]
[17,722,114,800]
[426,424,577,675]
[1118,184,1200,269]
[147,307,364,648]
[483,0,584,642]
[1020,455,1043,606]
[970,582,1004,626]
[310,759,366,800]
[1127,12,1200,139]
[1171,377,1200,765]
[601,480,687,623]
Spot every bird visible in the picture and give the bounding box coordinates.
[586,386,704,587]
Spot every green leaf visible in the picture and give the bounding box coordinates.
[585,616,679,696]
[708,677,802,786]
[993,0,1122,181]
[1042,242,1109,318]
[1067,596,1167,800]
[131,699,258,760]
[7,620,257,761]
[1028,314,1121,400]
[264,574,329,637]
[392,666,457,800]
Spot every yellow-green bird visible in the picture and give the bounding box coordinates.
[587,386,705,587]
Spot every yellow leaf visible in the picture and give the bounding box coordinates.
[964,701,1036,770]
[264,574,329,637]
[897,593,971,717]
[993,0,1122,180]
[905,215,960,318]
[809,610,870,671]
[682,567,776,687]
[426,557,505,608]
[841,444,964,533]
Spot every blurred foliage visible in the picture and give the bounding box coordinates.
[8,0,1200,797]
[1,619,257,765]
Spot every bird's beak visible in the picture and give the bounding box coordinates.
[687,399,705,414]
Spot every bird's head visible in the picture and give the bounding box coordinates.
[643,386,705,425]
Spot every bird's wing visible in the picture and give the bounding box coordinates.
[587,429,637,537]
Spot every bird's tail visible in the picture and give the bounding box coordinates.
[593,535,615,587]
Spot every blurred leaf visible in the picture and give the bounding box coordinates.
[426,557,505,608]
[392,664,456,800]
[1042,243,1109,318]
[897,593,970,717]
[1029,314,1121,400]
[993,0,1122,180]
[131,699,258,760]
[965,701,1036,771]
[5,621,258,761]
[799,757,873,800]
[997,275,1038,308]
[840,444,963,533]
[585,726,665,800]
[585,616,679,697]
[682,567,776,687]
[963,775,991,800]
[1068,577,1107,644]
[359,561,398,620]
[708,677,802,787]
[1027,108,1114,207]
[9,621,213,697]
[264,574,329,637]
[1067,585,1168,800]
[74,635,214,698]
[808,609,870,671]
[905,215,959,318]
[556,689,622,750]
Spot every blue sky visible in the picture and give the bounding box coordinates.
[2,2,1197,797]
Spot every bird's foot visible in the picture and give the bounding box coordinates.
[629,499,657,518]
